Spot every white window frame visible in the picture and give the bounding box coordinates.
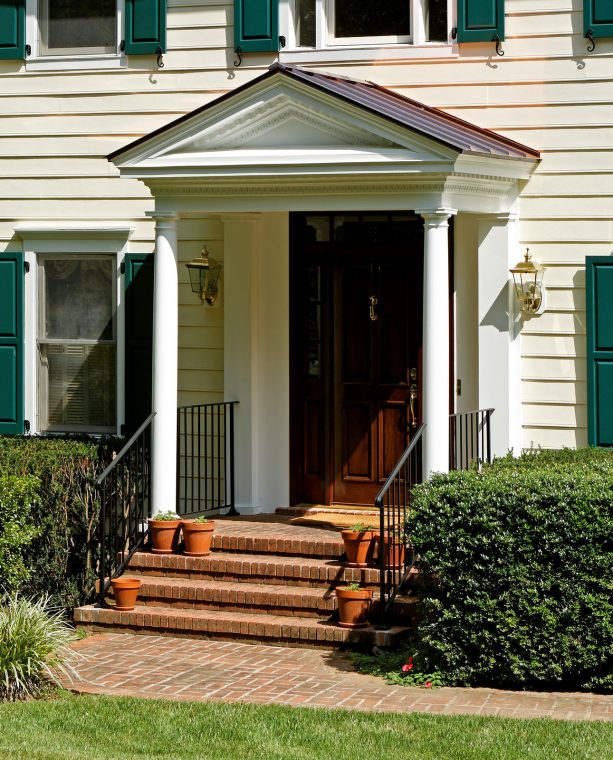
[25,0,127,71]
[280,0,457,62]
[16,226,134,436]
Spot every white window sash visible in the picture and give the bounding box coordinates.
[25,0,124,60]
[282,0,455,51]
[37,255,118,433]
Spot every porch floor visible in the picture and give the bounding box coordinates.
[60,634,613,721]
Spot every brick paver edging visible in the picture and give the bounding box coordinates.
[57,633,613,722]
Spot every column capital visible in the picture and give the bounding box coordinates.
[416,208,457,227]
[146,211,179,227]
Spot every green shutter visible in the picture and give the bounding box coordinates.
[0,0,25,60]
[587,257,613,446]
[234,0,278,53]
[584,1,613,39]
[125,0,167,55]
[0,253,24,435]
[457,0,505,43]
[124,254,154,435]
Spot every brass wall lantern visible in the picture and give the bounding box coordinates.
[186,246,222,306]
[510,249,544,315]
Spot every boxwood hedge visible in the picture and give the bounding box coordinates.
[408,448,613,693]
[0,436,118,609]
[0,476,41,593]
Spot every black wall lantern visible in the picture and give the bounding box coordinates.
[186,246,222,306]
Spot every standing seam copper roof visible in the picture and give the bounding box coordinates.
[276,63,539,159]
[108,62,540,162]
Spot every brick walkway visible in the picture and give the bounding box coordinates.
[60,633,613,721]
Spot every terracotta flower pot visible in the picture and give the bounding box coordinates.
[335,587,373,629]
[181,519,215,556]
[341,529,375,567]
[148,518,181,554]
[111,577,142,611]
[379,533,406,569]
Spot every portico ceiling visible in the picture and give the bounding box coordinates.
[109,63,540,214]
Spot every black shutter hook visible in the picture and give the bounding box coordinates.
[493,34,504,57]
[586,28,596,52]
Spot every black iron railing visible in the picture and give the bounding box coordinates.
[449,408,494,471]
[177,401,238,516]
[97,413,154,606]
[374,424,425,630]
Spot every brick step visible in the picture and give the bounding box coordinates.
[126,551,385,589]
[211,527,344,560]
[113,577,338,618]
[107,576,419,623]
[75,604,410,648]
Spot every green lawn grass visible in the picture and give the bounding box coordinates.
[0,691,610,760]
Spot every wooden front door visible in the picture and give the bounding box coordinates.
[290,213,424,506]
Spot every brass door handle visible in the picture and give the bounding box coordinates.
[409,383,418,428]
[369,295,378,321]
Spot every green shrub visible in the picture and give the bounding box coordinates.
[0,593,77,701]
[408,449,613,693]
[0,436,118,608]
[0,477,41,593]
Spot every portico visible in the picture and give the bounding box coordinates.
[109,63,539,514]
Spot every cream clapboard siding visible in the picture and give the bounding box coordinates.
[0,0,607,447]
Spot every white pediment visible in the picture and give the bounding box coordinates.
[114,76,459,174]
[177,94,397,152]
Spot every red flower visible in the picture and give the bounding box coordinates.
[424,681,432,688]
[401,656,413,672]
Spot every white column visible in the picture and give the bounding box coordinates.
[223,214,261,513]
[148,212,179,515]
[477,213,521,457]
[418,209,455,477]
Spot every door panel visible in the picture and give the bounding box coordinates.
[291,213,423,506]
[333,255,422,504]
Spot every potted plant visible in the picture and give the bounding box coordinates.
[335,582,373,629]
[340,522,376,567]
[111,577,142,611]
[180,516,215,556]
[378,525,407,569]
[148,511,181,554]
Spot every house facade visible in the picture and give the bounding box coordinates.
[0,1,611,514]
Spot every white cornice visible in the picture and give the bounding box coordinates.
[144,172,515,200]
[15,224,134,239]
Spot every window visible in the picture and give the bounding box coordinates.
[289,0,452,49]
[38,256,116,433]
[25,0,124,62]
[38,0,117,56]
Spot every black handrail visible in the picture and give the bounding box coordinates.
[177,401,239,516]
[449,408,494,470]
[374,424,425,630]
[97,412,154,606]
